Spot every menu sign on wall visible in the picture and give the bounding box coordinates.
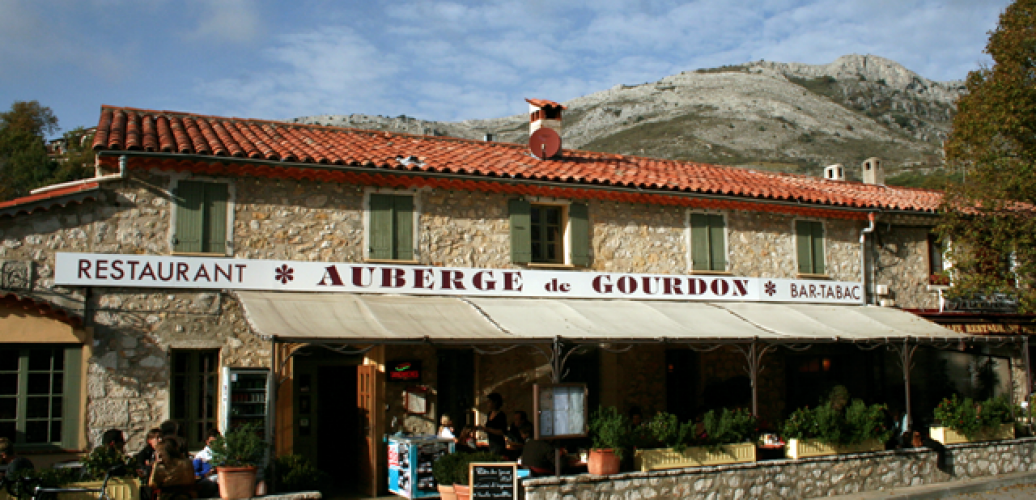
[534,383,587,440]
[55,252,864,304]
[469,462,518,500]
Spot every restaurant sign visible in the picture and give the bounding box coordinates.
[54,252,863,304]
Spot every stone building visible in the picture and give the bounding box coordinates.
[0,101,1024,496]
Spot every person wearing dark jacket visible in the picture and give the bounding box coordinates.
[136,428,162,479]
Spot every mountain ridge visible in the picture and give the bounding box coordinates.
[292,54,964,182]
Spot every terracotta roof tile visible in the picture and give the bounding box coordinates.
[0,182,101,218]
[92,105,945,213]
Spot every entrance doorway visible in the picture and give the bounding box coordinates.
[317,366,358,489]
[437,350,475,427]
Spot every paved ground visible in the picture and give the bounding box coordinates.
[829,471,1036,500]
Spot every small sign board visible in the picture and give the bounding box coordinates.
[388,360,422,382]
[533,383,588,440]
[469,462,518,500]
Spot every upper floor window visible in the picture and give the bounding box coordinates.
[690,213,727,271]
[509,199,589,266]
[174,180,229,254]
[368,193,414,261]
[0,346,82,449]
[795,220,826,275]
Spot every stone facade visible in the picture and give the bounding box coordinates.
[523,438,1036,500]
[0,157,1019,469]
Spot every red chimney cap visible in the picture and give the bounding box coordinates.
[525,98,567,110]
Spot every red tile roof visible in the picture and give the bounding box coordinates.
[0,182,100,218]
[525,98,568,110]
[92,105,944,213]
[0,292,83,326]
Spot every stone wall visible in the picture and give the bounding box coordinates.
[523,438,1036,500]
[873,224,939,310]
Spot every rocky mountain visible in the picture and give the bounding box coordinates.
[293,55,965,181]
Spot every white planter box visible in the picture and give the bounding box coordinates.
[930,423,1014,445]
[634,443,756,471]
[785,439,883,459]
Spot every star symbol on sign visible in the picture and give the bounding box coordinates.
[764,281,777,296]
[275,265,294,284]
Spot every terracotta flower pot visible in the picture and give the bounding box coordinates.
[216,465,258,500]
[438,483,458,500]
[588,449,620,475]
[454,483,471,500]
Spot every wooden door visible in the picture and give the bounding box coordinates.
[357,364,378,497]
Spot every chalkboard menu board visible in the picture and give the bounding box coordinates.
[533,383,588,439]
[469,462,518,500]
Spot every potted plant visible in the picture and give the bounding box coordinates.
[66,444,141,500]
[266,454,328,494]
[432,452,463,500]
[634,409,758,471]
[588,406,629,475]
[452,451,504,500]
[932,395,1017,444]
[782,387,890,459]
[210,424,268,500]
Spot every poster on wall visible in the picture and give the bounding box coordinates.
[533,383,587,439]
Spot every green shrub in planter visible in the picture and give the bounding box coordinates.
[934,394,1018,440]
[211,424,268,467]
[81,444,134,480]
[699,408,758,446]
[782,387,890,446]
[453,451,505,485]
[267,454,329,493]
[645,411,694,452]
[432,452,464,487]
[589,406,631,459]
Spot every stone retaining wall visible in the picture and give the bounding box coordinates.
[522,438,1036,500]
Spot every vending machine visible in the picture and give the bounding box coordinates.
[387,435,453,499]
[220,367,272,442]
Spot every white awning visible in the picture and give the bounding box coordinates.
[235,291,968,344]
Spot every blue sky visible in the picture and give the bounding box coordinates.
[0,0,1012,137]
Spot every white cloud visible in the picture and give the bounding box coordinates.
[187,0,264,44]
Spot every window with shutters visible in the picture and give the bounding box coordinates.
[509,199,590,266]
[173,180,230,254]
[795,220,826,276]
[0,346,82,450]
[170,350,219,451]
[689,213,727,272]
[367,193,415,261]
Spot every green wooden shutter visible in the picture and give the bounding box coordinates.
[690,213,709,270]
[796,220,813,274]
[394,195,414,260]
[204,182,228,254]
[174,181,205,253]
[569,202,590,267]
[369,194,394,259]
[61,346,82,450]
[509,199,532,264]
[811,222,826,275]
[708,214,727,271]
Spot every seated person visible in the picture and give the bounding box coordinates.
[438,414,455,439]
[507,411,529,445]
[193,429,221,498]
[136,428,162,480]
[149,439,195,499]
[0,437,34,478]
[518,424,554,475]
[455,426,477,452]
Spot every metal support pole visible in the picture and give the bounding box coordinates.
[269,337,278,492]
[895,339,918,430]
[733,340,777,418]
[1025,337,1032,432]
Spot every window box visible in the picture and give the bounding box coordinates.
[633,443,756,471]
[0,478,144,500]
[785,438,883,459]
[930,423,1014,445]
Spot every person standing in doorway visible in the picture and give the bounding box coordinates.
[478,393,508,456]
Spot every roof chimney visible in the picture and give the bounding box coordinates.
[526,98,566,136]
[526,98,566,159]
[862,157,884,185]
[824,164,845,181]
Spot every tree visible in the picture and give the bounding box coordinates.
[938,0,1036,313]
[0,101,60,201]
